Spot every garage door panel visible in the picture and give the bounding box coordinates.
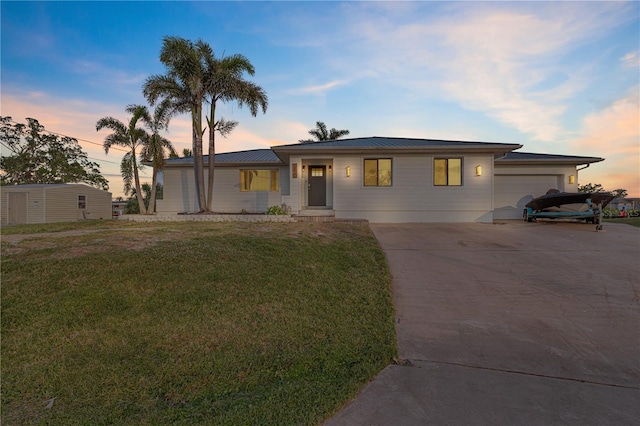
[494,175,560,219]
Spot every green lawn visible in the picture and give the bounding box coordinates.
[605,217,640,227]
[1,221,397,425]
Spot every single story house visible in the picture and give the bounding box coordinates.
[156,137,604,223]
[1,184,112,225]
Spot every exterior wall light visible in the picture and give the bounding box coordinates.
[569,175,575,184]
[328,164,332,171]
[302,165,306,172]
[346,166,351,177]
[475,165,482,176]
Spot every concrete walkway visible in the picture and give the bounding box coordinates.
[326,221,640,425]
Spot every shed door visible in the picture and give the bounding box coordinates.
[494,175,560,219]
[308,166,326,206]
[8,192,28,225]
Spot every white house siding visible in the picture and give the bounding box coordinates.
[331,154,495,223]
[493,164,578,219]
[158,166,286,214]
[281,156,303,213]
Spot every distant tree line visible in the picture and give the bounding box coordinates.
[578,183,627,199]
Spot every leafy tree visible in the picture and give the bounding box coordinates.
[140,100,176,214]
[610,188,628,198]
[299,121,350,143]
[144,36,267,212]
[578,183,627,198]
[96,105,150,214]
[578,183,605,193]
[0,116,108,189]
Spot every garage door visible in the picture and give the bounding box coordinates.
[494,175,560,219]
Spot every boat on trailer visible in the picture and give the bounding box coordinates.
[523,189,615,230]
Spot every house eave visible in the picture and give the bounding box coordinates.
[163,161,284,168]
[495,158,604,166]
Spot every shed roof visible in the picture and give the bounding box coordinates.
[0,183,106,190]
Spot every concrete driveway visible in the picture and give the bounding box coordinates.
[326,221,640,425]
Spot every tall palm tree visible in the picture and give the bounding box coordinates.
[299,121,350,143]
[199,41,268,211]
[96,105,150,214]
[140,100,177,213]
[145,36,268,212]
[144,36,207,211]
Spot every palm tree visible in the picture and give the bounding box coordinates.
[199,42,268,211]
[145,36,268,212]
[144,36,207,211]
[140,100,177,213]
[96,105,150,214]
[299,121,350,143]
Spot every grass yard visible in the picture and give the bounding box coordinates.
[605,217,640,228]
[1,221,397,425]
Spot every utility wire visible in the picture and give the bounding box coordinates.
[4,119,154,175]
[7,118,131,153]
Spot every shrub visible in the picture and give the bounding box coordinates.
[266,205,287,215]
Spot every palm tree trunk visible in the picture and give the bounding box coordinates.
[132,158,147,215]
[192,106,207,212]
[206,104,216,212]
[149,169,158,214]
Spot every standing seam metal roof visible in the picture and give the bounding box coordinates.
[164,149,282,165]
[272,136,520,149]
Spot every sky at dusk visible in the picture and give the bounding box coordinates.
[1,1,639,198]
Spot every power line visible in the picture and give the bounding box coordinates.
[4,119,158,175]
[7,118,130,153]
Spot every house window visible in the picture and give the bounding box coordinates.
[364,158,392,187]
[434,158,462,186]
[78,195,86,209]
[240,170,279,192]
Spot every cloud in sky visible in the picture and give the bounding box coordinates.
[287,80,349,96]
[571,87,639,194]
[333,2,635,142]
[2,1,637,197]
[622,51,640,68]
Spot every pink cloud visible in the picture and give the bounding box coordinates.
[572,87,640,197]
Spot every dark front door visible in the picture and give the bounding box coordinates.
[308,166,326,206]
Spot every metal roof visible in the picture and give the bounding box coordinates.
[496,152,604,165]
[273,136,521,150]
[164,149,283,166]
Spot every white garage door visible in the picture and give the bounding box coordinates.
[494,175,560,219]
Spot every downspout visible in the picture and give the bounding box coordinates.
[576,164,589,188]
